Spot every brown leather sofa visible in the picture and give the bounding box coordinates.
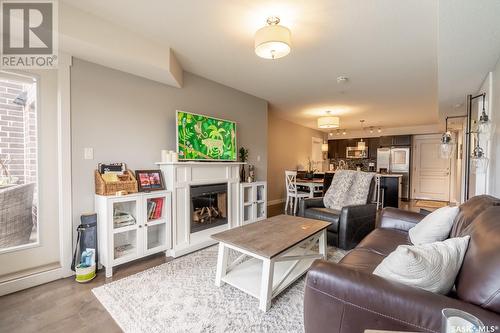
[304,195,500,333]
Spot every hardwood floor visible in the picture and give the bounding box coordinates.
[0,253,172,333]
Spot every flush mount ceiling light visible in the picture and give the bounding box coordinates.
[336,76,349,84]
[317,111,340,129]
[254,16,291,60]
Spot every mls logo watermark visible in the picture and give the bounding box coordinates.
[1,0,58,68]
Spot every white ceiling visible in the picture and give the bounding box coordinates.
[438,0,500,117]
[62,0,500,131]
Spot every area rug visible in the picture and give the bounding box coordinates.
[92,245,346,333]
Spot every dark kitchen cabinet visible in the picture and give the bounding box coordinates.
[379,136,393,147]
[368,137,380,159]
[379,135,412,147]
[337,140,348,158]
[346,139,358,148]
[392,135,412,146]
[327,140,338,159]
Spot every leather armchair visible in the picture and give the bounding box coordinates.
[298,180,377,250]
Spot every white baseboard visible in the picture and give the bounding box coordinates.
[0,267,65,296]
[267,198,285,206]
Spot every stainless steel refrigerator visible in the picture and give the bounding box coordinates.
[377,147,411,200]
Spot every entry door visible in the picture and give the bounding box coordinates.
[412,134,451,201]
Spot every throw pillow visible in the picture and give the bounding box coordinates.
[409,206,459,245]
[343,171,375,207]
[323,170,355,210]
[373,236,470,294]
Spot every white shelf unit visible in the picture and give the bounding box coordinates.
[239,181,267,225]
[95,191,172,277]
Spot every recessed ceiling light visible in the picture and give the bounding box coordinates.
[336,76,349,84]
[454,103,463,109]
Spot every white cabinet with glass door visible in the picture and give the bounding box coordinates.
[239,182,267,225]
[95,191,171,277]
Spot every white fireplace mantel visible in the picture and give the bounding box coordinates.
[156,161,243,257]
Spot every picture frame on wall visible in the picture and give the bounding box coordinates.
[135,170,165,192]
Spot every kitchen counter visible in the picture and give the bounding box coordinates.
[376,174,402,178]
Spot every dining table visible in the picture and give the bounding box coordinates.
[295,178,324,198]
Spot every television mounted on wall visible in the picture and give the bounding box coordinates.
[176,110,237,161]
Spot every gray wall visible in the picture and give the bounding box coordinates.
[71,58,268,228]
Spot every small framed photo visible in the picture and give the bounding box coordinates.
[135,170,165,192]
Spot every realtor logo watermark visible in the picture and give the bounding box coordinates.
[0,0,58,68]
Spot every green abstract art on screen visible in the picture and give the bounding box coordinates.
[176,111,237,160]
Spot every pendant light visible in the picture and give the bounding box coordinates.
[439,131,454,159]
[439,115,466,159]
[477,94,495,138]
[357,120,366,151]
[317,111,340,129]
[254,17,291,60]
[471,143,489,174]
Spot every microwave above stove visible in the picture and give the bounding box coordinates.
[346,146,368,159]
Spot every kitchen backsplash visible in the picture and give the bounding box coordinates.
[329,158,377,172]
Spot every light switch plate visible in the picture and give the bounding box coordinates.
[84,147,94,160]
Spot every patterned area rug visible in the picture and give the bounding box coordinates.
[93,245,346,333]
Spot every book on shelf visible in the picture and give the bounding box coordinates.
[147,198,164,221]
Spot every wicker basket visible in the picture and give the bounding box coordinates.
[95,170,138,195]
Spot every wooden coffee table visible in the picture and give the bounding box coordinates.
[211,214,330,311]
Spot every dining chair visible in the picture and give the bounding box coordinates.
[285,170,310,215]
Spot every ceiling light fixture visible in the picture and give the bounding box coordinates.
[357,120,366,151]
[336,76,349,84]
[254,16,291,60]
[377,128,382,133]
[317,111,340,129]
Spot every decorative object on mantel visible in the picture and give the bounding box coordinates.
[160,150,178,163]
[161,150,170,162]
[247,164,255,183]
[95,163,138,195]
[176,111,237,161]
[239,147,248,182]
[135,170,165,192]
